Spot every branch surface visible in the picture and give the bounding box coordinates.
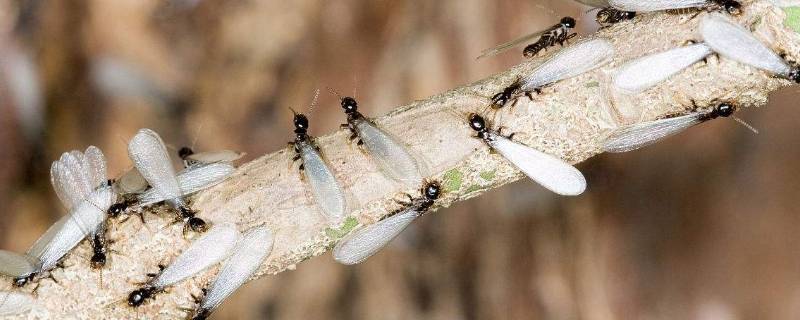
[3,1,798,318]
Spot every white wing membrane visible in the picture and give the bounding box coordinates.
[333,208,420,265]
[613,44,712,93]
[137,163,234,206]
[201,226,274,311]
[520,39,615,92]
[0,250,36,277]
[0,291,34,316]
[575,0,611,7]
[128,129,184,205]
[153,224,239,288]
[603,113,702,153]
[185,150,245,165]
[300,143,346,224]
[609,0,707,11]
[83,146,108,188]
[701,13,791,77]
[354,119,425,186]
[36,186,115,271]
[478,29,548,59]
[489,135,586,196]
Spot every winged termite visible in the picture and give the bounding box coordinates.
[477,17,577,59]
[128,224,240,307]
[333,181,441,265]
[491,39,615,108]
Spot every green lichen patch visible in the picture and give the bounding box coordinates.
[479,170,496,181]
[784,8,800,33]
[464,184,484,194]
[584,81,600,88]
[443,168,464,192]
[324,216,359,239]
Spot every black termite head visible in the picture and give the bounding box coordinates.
[787,68,800,83]
[128,286,157,307]
[713,102,736,118]
[468,113,486,132]
[291,111,310,141]
[108,198,134,218]
[560,16,576,28]
[178,147,194,159]
[340,96,358,115]
[422,181,441,201]
[719,0,742,15]
[179,206,208,233]
[12,274,33,287]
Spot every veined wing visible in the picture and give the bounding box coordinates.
[137,163,234,206]
[520,39,614,91]
[35,186,114,271]
[185,150,244,166]
[300,143,346,224]
[0,291,34,316]
[574,0,611,7]
[153,224,240,288]
[201,226,274,311]
[608,0,707,11]
[128,129,183,204]
[602,113,702,153]
[613,43,712,93]
[354,119,425,186]
[489,135,586,196]
[26,216,68,261]
[51,152,94,210]
[701,13,791,77]
[477,28,549,59]
[83,146,108,189]
[333,208,420,265]
[0,250,36,278]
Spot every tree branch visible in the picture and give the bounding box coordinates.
[4,1,798,318]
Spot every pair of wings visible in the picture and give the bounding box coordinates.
[136,162,235,207]
[298,142,348,224]
[608,0,713,11]
[519,39,615,92]
[199,226,274,312]
[128,129,185,205]
[152,224,240,288]
[613,43,713,94]
[701,13,792,78]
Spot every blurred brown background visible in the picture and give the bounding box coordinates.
[1,0,799,319]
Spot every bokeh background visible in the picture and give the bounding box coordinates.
[1,0,799,319]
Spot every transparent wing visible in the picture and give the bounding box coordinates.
[489,135,586,196]
[477,28,549,59]
[0,291,34,316]
[333,208,420,265]
[83,146,108,188]
[354,119,425,186]
[701,13,791,77]
[128,129,183,204]
[137,163,234,206]
[185,150,245,165]
[26,216,68,261]
[300,143,346,224]
[51,152,93,210]
[201,226,274,311]
[613,43,712,93]
[0,250,36,278]
[520,39,615,91]
[35,186,114,271]
[574,0,610,7]
[154,224,240,288]
[608,0,707,11]
[603,113,702,153]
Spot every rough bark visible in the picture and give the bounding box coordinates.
[3,1,799,318]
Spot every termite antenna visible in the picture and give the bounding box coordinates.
[732,116,759,134]
[325,86,343,99]
[308,88,320,117]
